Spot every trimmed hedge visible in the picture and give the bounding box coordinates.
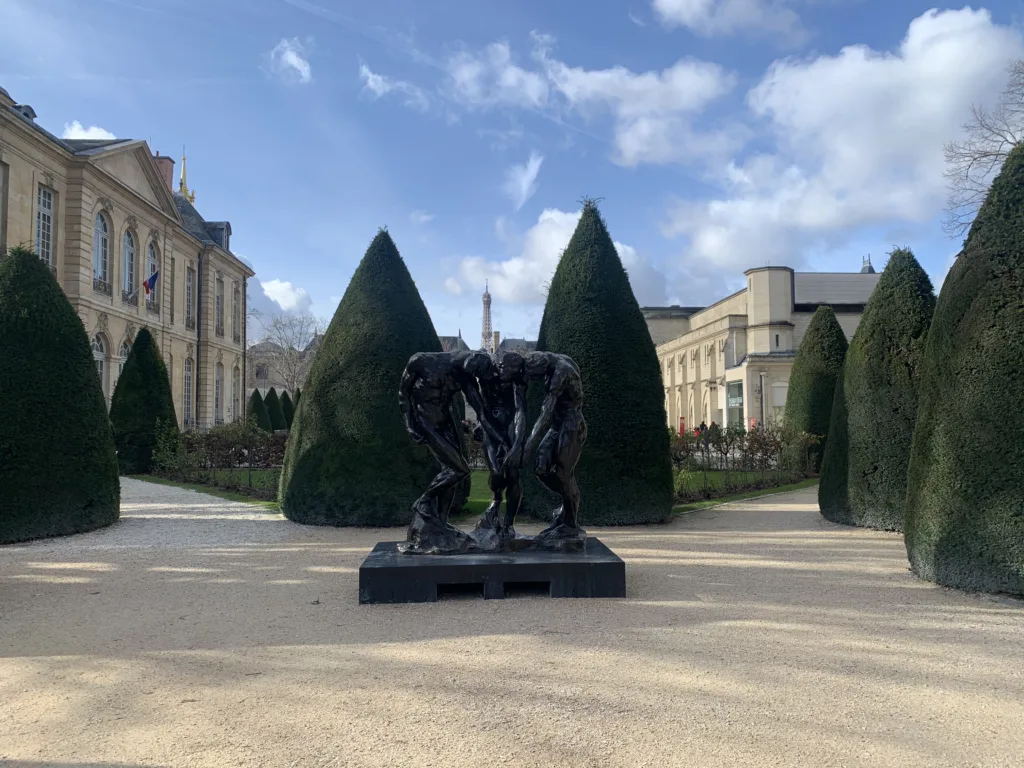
[524,201,673,525]
[281,390,295,428]
[819,248,934,530]
[264,387,287,431]
[279,229,443,526]
[294,387,301,409]
[109,327,178,474]
[248,389,272,432]
[904,144,1024,596]
[783,305,848,472]
[0,246,120,543]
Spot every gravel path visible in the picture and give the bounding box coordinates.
[2,478,1022,768]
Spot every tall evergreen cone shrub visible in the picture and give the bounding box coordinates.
[281,391,295,428]
[905,144,1024,596]
[294,387,301,409]
[783,306,848,473]
[264,387,287,431]
[524,201,673,525]
[279,229,443,525]
[819,248,934,530]
[0,247,120,543]
[247,389,272,432]
[109,327,178,474]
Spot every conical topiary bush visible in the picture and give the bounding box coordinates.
[281,391,295,428]
[819,248,934,530]
[109,327,178,474]
[524,201,673,525]
[0,246,120,543]
[905,144,1024,596]
[264,387,287,431]
[783,305,848,473]
[279,229,443,526]
[294,387,301,409]
[248,389,272,432]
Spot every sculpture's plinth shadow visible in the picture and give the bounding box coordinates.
[358,538,626,604]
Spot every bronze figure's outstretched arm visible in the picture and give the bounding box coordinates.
[464,379,505,447]
[526,389,557,457]
[398,363,424,444]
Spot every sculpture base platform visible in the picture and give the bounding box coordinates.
[358,538,626,604]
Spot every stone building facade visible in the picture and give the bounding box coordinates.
[0,85,254,429]
[644,262,880,433]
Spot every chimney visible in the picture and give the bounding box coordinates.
[152,151,175,193]
[493,331,500,351]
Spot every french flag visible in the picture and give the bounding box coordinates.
[143,270,159,295]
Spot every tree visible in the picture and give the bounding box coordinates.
[109,327,179,474]
[248,389,272,432]
[0,246,120,543]
[248,311,327,393]
[280,390,295,428]
[293,387,301,410]
[264,387,287,431]
[783,305,848,473]
[279,229,444,526]
[524,201,673,525]
[905,143,1024,596]
[819,248,935,530]
[943,59,1024,239]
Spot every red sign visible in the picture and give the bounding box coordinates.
[749,417,758,429]
[678,417,685,435]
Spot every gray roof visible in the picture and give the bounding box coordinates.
[439,335,470,353]
[497,338,536,353]
[172,192,233,252]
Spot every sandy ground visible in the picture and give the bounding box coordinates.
[1,479,1022,768]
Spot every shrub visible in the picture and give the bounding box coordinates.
[294,387,301,409]
[0,246,120,543]
[819,248,934,530]
[279,229,443,526]
[904,144,1024,596]
[280,390,295,428]
[524,201,673,525]
[264,387,287,431]
[109,327,178,474]
[248,389,272,432]
[783,306,848,473]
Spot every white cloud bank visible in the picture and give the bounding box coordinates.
[359,63,430,111]
[651,0,805,42]
[262,279,312,313]
[62,121,115,140]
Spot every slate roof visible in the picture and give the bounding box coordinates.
[439,335,470,353]
[497,337,536,353]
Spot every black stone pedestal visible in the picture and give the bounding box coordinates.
[358,538,626,604]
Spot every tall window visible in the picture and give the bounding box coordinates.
[185,266,195,328]
[36,186,54,268]
[214,363,224,423]
[122,230,136,298]
[146,243,159,312]
[169,257,176,324]
[232,283,240,342]
[232,367,240,422]
[183,357,194,425]
[118,340,131,378]
[92,335,107,398]
[215,276,224,336]
[93,213,110,283]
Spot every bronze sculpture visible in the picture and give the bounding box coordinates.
[398,349,587,554]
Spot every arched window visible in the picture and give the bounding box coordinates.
[122,230,136,296]
[93,213,109,282]
[183,358,194,426]
[92,335,107,398]
[214,363,224,424]
[232,367,240,422]
[255,364,268,380]
[119,340,131,377]
[146,241,158,279]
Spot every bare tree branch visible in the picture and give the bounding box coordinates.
[248,311,327,393]
[943,59,1024,239]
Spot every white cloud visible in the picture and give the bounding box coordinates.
[457,208,667,306]
[262,279,312,313]
[661,7,1024,297]
[444,277,463,295]
[359,63,430,111]
[445,41,549,109]
[270,38,313,84]
[502,151,544,210]
[410,209,434,225]
[629,11,646,26]
[652,0,804,41]
[61,121,116,140]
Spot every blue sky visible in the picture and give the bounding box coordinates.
[2,0,1022,341]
